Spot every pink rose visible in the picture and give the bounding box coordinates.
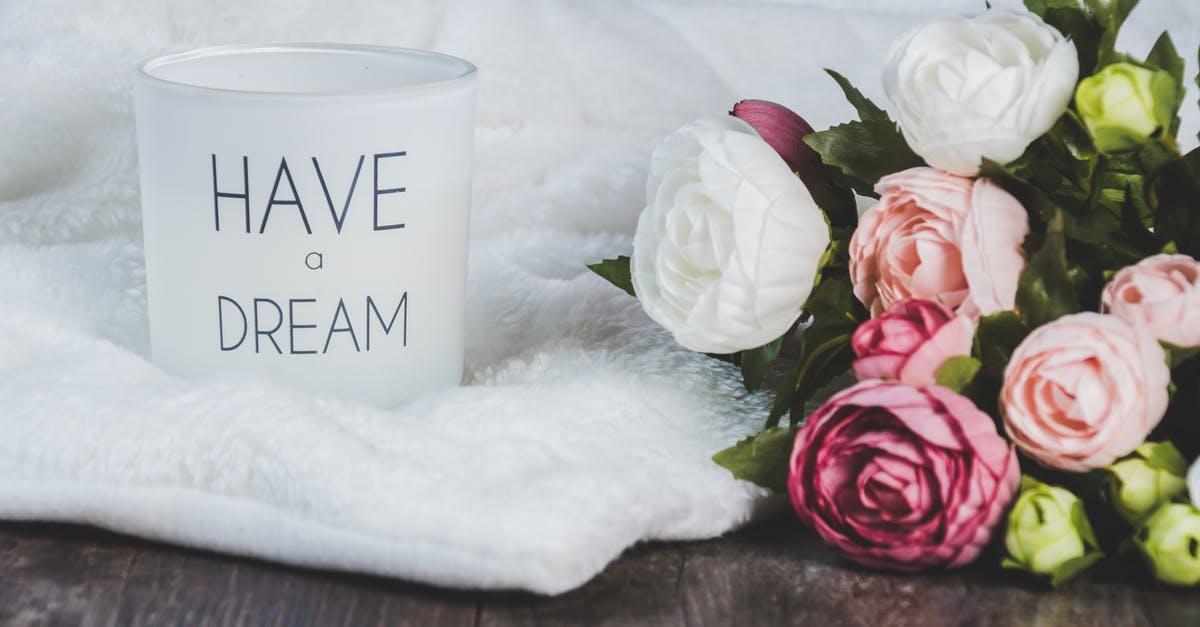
[851,298,974,386]
[788,379,1020,571]
[1101,253,1200,348]
[1001,312,1170,472]
[849,167,1029,320]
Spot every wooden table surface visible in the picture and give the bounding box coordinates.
[2,513,1197,627]
[0,511,1195,624]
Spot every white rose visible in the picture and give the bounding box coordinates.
[883,11,1079,176]
[631,116,830,354]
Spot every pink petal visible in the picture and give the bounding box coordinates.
[853,354,906,380]
[898,316,974,386]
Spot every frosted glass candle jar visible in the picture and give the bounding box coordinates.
[134,44,477,406]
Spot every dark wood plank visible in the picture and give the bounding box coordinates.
[662,511,1156,624]
[1142,586,1200,627]
[0,524,132,627]
[478,515,1160,627]
[111,548,478,627]
[0,514,1189,627]
[477,545,687,626]
[0,523,477,627]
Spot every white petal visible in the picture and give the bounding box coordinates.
[632,116,830,354]
[884,9,1079,174]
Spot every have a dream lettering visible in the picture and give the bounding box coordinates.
[211,152,410,355]
[216,295,408,355]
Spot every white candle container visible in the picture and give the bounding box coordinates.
[134,44,477,406]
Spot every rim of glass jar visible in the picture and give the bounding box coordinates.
[136,42,477,100]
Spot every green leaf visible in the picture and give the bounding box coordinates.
[983,112,1098,230]
[979,159,1058,227]
[935,356,982,393]
[587,256,635,297]
[975,311,1030,374]
[763,238,866,428]
[1152,148,1200,257]
[711,426,796,494]
[740,337,784,391]
[1026,0,1102,72]
[1137,139,1175,174]
[804,121,923,198]
[768,333,856,429]
[1115,172,1160,255]
[765,272,865,428]
[1017,211,1080,327]
[1025,0,1089,13]
[1087,0,1139,67]
[1026,0,1138,72]
[1164,342,1200,369]
[824,69,890,123]
[1136,441,1188,474]
[1001,558,1025,571]
[806,167,859,230]
[1000,537,1104,588]
[1145,31,1185,85]
[1049,552,1106,588]
[1052,110,1101,163]
[1144,32,1185,136]
[989,129,1166,308]
[1069,497,1103,550]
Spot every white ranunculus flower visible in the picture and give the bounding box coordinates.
[883,11,1079,176]
[1189,455,1200,511]
[631,116,830,354]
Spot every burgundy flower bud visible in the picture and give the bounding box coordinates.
[731,99,818,177]
[731,100,849,223]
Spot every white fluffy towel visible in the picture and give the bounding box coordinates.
[0,0,1195,594]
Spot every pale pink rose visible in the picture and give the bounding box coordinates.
[789,379,1020,572]
[849,167,1030,320]
[851,298,974,386]
[1101,253,1200,348]
[1001,312,1170,472]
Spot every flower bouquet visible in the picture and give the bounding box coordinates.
[589,0,1200,586]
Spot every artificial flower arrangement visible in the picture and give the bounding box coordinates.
[589,0,1200,586]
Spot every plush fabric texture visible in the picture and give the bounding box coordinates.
[0,0,1195,595]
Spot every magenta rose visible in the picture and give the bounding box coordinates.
[1001,312,1170,472]
[1101,253,1200,348]
[849,167,1029,320]
[788,379,1020,571]
[851,298,974,386]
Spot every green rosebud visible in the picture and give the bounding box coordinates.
[1104,442,1188,525]
[1002,477,1104,586]
[1134,503,1200,586]
[1075,62,1176,153]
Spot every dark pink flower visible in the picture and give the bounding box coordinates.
[788,379,1020,571]
[851,298,974,386]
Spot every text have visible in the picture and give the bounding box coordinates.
[211,152,408,234]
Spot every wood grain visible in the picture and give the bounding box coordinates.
[0,514,1192,627]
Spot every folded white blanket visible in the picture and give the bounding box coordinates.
[0,0,1195,594]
